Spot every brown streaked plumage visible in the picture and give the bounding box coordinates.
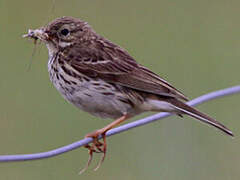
[23,16,233,173]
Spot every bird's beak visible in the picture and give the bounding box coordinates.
[23,28,49,42]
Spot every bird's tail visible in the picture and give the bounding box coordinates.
[167,99,234,137]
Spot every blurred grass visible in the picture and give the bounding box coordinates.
[0,0,239,179]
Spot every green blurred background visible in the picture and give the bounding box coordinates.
[0,0,239,179]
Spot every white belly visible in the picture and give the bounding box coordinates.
[48,60,136,119]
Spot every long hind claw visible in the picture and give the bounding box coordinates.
[79,133,107,174]
[79,145,94,174]
[79,115,129,174]
[94,133,107,171]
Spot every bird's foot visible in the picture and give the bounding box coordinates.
[79,130,107,174]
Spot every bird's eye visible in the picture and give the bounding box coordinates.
[60,28,69,36]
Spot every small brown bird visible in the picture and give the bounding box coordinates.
[23,16,233,172]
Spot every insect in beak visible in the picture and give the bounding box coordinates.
[23,29,49,43]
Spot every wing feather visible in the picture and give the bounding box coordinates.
[64,38,188,101]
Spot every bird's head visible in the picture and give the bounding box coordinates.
[23,16,95,52]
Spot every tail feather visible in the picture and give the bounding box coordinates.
[168,99,234,137]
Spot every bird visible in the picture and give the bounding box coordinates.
[23,16,233,173]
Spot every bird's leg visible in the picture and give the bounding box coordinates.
[79,114,129,173]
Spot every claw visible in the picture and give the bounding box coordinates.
[79,146,94,174]
[93,139,104,153]
[94,133,107,171]
[79,115,129,174]
[94,152,106,171]
[79,132,107,174]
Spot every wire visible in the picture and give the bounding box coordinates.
[0,85,239,162]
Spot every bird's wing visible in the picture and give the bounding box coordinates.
[64,39,188,101]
